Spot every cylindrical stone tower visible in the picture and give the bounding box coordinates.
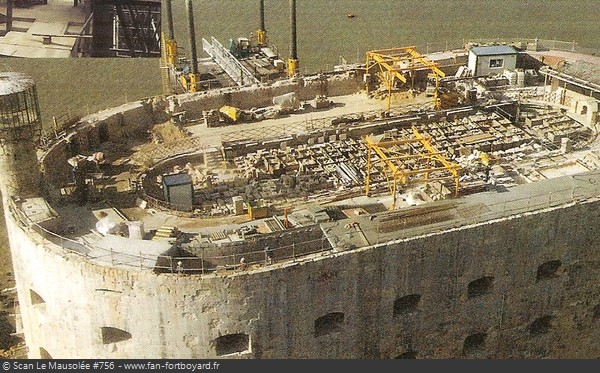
[0,72,42,202]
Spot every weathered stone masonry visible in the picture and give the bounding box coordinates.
[8,192,600,358]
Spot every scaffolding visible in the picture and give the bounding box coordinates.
[91,0,161,57]
[160,33,173,96]
[364,127,461,210]
[365,46,446,111]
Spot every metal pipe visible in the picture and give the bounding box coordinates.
[165,0,175,40]
[290,0,297,60]
[6,0,13,34]
[259,0,265,31]
[114,4,136,57]
[186,0,198,74]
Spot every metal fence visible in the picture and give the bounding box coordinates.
[220,101,433,144]
[418,37,593,56]
[159,235,333,275]
[7,182,596,276]
[39,95,156,149]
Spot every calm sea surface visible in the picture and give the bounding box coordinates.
[168,0,600,73]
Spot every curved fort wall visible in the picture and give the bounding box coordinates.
[40,100,162,185]
[40,72,363,185]
[8,192,600,358]
[7,182,600,358]
[173,72,363,119]
[6,72,600,358]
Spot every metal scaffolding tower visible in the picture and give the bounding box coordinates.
[364,127,461,210]
[366,46,446,111]
[91,0,161,57]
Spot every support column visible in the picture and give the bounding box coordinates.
[186,0,198,75]
[6,0,13,34]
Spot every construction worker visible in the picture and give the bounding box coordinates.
[239,257,248,271]
[264,247,274,265]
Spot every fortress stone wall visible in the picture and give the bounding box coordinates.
[40,100,162,185]
[40,72,363,186]
[7,188,600,358]
[7,70,600,359]
[174,72,364,119]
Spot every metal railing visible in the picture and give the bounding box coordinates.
[7,181,597,276]
[418,37,588,55]
[39,95,157,150]
[220,102,434,144]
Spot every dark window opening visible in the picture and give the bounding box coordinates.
[214,333,250,356]
[68,138,80,157]
[529,316,553,335]
[463,333,487,354]
[393,294,421,316]
[101,327,132,344]
[489,58,504,68]
[87,134,95,150]
[314,312,344,337]
[536,260,561,281]
[39,347,52,359]
[593,304,600,320]
[395,350,417,359]
[29,289,45,305]
[467,277,494,299]
[98,124,109,143]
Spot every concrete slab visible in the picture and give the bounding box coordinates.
[322,169,600,251]
[0,0,87,57]
[537,162,590,179]
[28,21,66,35]
[83,232,173,270]
[184,93,411,146]
[20,197,57,224]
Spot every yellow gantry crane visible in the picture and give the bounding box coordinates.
[365,46,446,111]
[160,31,179,96]
[364,127,461,210]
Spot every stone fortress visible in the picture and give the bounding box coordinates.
[2,41,600,359]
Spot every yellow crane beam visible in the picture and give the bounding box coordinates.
[405,47,445,78]
[369,136,432,147]
[412,127,459,171]
[411,126,461,197]
[364,130,461,210]
[365,46,447,111]
[366,52,408,84]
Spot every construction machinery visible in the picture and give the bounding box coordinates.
[160,0,200,95]
[364,127,461,210]
[201,0,287,87]
[162,0,294,94]
[365,46,446,111]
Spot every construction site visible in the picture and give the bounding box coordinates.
[0,0,160,57]
[1,0,600,360]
